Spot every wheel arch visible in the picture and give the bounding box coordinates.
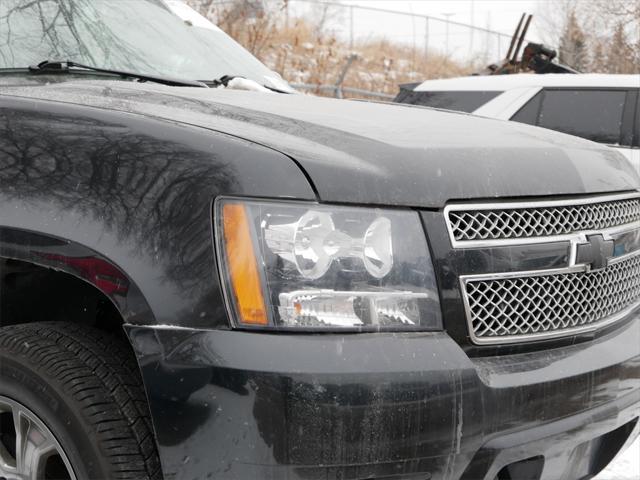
[0,226,155,326]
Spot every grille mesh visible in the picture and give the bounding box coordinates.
[465,254,640,340]
[449,198,640,241]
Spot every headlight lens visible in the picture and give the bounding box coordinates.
[215,198,442,331]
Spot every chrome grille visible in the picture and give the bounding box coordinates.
[448,197,640,242]
[464,254,640,343]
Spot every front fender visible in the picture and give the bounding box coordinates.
[0,226,153,323]
[0,95,316,329]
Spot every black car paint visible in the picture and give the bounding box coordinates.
[0,78,639,479]
[125,320,640,479]
[1,79,637,207]
[0,94,314,328]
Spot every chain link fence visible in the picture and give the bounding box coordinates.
[189,0,533,100]
[286,1,525,65]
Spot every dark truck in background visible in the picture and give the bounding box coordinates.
[0,1,639,480]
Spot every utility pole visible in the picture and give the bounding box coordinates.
[469,0,475,55]
[424,17,429,59]
[285,0,289,29]
[442,12,455,58]
[484,11,491,64]
[349,5,354,49]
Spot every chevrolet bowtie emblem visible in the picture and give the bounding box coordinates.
[575,234,615,271]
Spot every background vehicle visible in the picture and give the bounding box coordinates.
[395,74,640,171]
[0,1,639,480]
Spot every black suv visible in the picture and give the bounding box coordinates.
[0,2,638,480]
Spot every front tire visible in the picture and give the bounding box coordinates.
[0,322,161,480]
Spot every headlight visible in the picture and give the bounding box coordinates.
[215,198,442,331]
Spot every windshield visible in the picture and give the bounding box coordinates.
[0,0,290,90]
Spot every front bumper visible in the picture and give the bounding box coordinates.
[126,314,640,480]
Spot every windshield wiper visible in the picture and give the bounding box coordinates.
[28,60,208,88]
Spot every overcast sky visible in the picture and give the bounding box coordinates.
[303,0,549,61]
[345,1,541,36]
[342,2,541,32]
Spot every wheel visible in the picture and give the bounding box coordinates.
[0,322,161,480]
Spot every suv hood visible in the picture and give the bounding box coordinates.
[1,80,636,208]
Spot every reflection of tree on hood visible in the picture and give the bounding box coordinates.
[0,109,236,293]
[0,0,161,72]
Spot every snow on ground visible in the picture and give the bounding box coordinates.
[596,437,639,479]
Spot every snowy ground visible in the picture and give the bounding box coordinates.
[596,437,639,479]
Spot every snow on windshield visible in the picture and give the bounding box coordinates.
[164,0,223,32]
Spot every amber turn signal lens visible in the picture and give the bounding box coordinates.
[221,203,268,325]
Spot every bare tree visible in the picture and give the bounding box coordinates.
[538,0,639,73]
[592,0,640,29]
[0,0,155,71]
[188,0,469,97]
[191,0,286,57]
[558,9,588,71]
[606,22,637,74]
